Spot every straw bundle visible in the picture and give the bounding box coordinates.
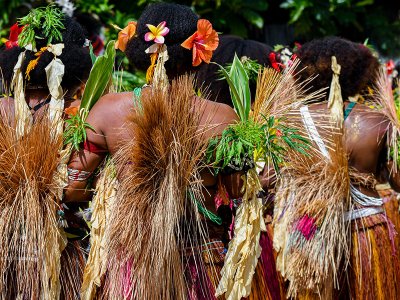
[104,75,211,300]
[0,115,66,299]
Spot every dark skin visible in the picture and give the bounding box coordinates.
[308,101,400,196]
[64,88,239,215]
[0,88,81,121]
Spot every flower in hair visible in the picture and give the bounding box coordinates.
[386,59,395,76]
[268,52,283,72]
[144,21,169,44]
[5,23,24,49]
[115,21,137,52]
[64,106,79,117]
[181,19,219,67]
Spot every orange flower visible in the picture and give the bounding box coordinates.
[115,21,137,52]
[64,106,79,117]
[181,19,219,67]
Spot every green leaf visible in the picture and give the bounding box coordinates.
[80,40,116,112]
[89,43,97,64]
[216,62,245,120]
[231,54,251,120]
[242,9,264,29]
[356,0,374,7]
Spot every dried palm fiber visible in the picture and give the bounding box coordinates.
[252,60,326,122]
[371,67,400,172]
[344,207,400,300]
[216,63,326,300]
[184,233,284,300]
[253,61,327,170]
[0,46,79,299]
[273,57,350,299]
[198,178,285,300]
[60,240,87,300]
[81,160,118,300]
[339,67,400,300]
[376,183,400,253]
[215,168,266,300]
[273,119,350,299]
[0,113,68,299]
[344,172,399,299]
[103,74,213,300]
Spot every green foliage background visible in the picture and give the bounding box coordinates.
[1,0,399,69]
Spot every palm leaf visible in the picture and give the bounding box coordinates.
[216,64,245,119]
[230,54,251,120]
[215,54,251,122]
[80,40,116,113]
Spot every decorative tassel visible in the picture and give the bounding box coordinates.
[146,52,158,84]
[327,56,344,126]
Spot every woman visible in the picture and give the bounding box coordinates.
[64,3,245,299]
[274,36,400,299]
[0,6,92,299]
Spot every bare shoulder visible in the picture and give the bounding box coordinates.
[195,98,238,139]
[85,92,134,132]
[351,103,389,128]
[88,92,134,120]
[201,99,238,125]
[93,92,134,110]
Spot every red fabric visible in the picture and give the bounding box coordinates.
[83,140,108,154]
[91,34,104,56]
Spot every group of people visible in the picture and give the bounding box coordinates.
[0,2,399,300]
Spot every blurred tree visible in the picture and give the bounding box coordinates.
[279,0,400,56]
[1,0,399,59]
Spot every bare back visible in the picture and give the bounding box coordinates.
[309,101,389,196]
[65,88,238,204]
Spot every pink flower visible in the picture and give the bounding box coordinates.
[144,21,169,44]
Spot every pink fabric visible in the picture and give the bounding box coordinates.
[122,260,133,299]
[295,215,317,240]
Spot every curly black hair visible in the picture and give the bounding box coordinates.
[295,36,379,100]
[0,16,92,94]
[125,3,198,78]
[196,35,273,106]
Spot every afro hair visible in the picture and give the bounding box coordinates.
[0,16,92,93]
[295,36,380,100]
[125,3,198,78]
[195,35,274,106]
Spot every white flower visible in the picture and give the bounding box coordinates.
[55,0,75,17]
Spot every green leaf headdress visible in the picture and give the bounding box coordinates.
[18,5,65,51]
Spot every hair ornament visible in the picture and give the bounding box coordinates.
[386,59,395,76]
[5,23,24,49]
[25,47,48,80]
[181,19,219,67]
[17,5,65,52]
[25,43,64,80]
[143,21,169,84]
[145,21,169,44]
[115,21,137,52]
